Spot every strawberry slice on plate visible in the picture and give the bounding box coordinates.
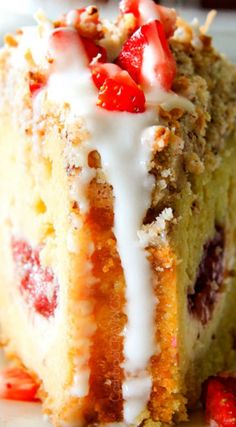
[202,374,236,427]
[119,0,176,38]
[117,20,176,91]
[91,63,146,113]
[0,367,39,402]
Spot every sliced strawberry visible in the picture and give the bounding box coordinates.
[81,37,107,63]
[119,0,176,38]
[202,374,236,427]
[117,20,176,91]
[120,0,139,16]
[0,367,39,402]
[29,82,44,96]
[12,239,58,318]
[95,67,146,113]
[91,63,146,112]
[91,63,122,89]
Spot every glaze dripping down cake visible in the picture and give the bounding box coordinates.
[0,1,236,426]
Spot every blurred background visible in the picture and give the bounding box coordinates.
[0,0,235,62]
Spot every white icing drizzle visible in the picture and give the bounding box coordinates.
[88,110,157,424]
[66,9,79,27]
[46,35,157,421]
[139,0,161,24]
[147,89,194,113]
[123,376,152,423]
[14,12,194,423]
[141,28,163,86]
[69,370,90,397]
[191,18,203,50]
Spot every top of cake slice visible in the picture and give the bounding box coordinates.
[1,0,236,222]
[1,1,235,136]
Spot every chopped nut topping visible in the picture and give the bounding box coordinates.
[184,152,204,175]
[153,127,171,153]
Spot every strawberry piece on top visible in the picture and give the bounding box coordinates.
[119,0,176,38]
[92,63,146,113]
[81,37,107,63]
[117,20,176,91]
[91,63,123,89]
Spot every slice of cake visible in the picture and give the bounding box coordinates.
[0,1,236,426]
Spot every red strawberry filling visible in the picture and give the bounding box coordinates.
[12,238,58,318]
[0,367,39,402]
[202,374,236,427]
[119,0,177,38]
[188,226,225,325]
[91,63,146,113]
[116,20,176,91]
